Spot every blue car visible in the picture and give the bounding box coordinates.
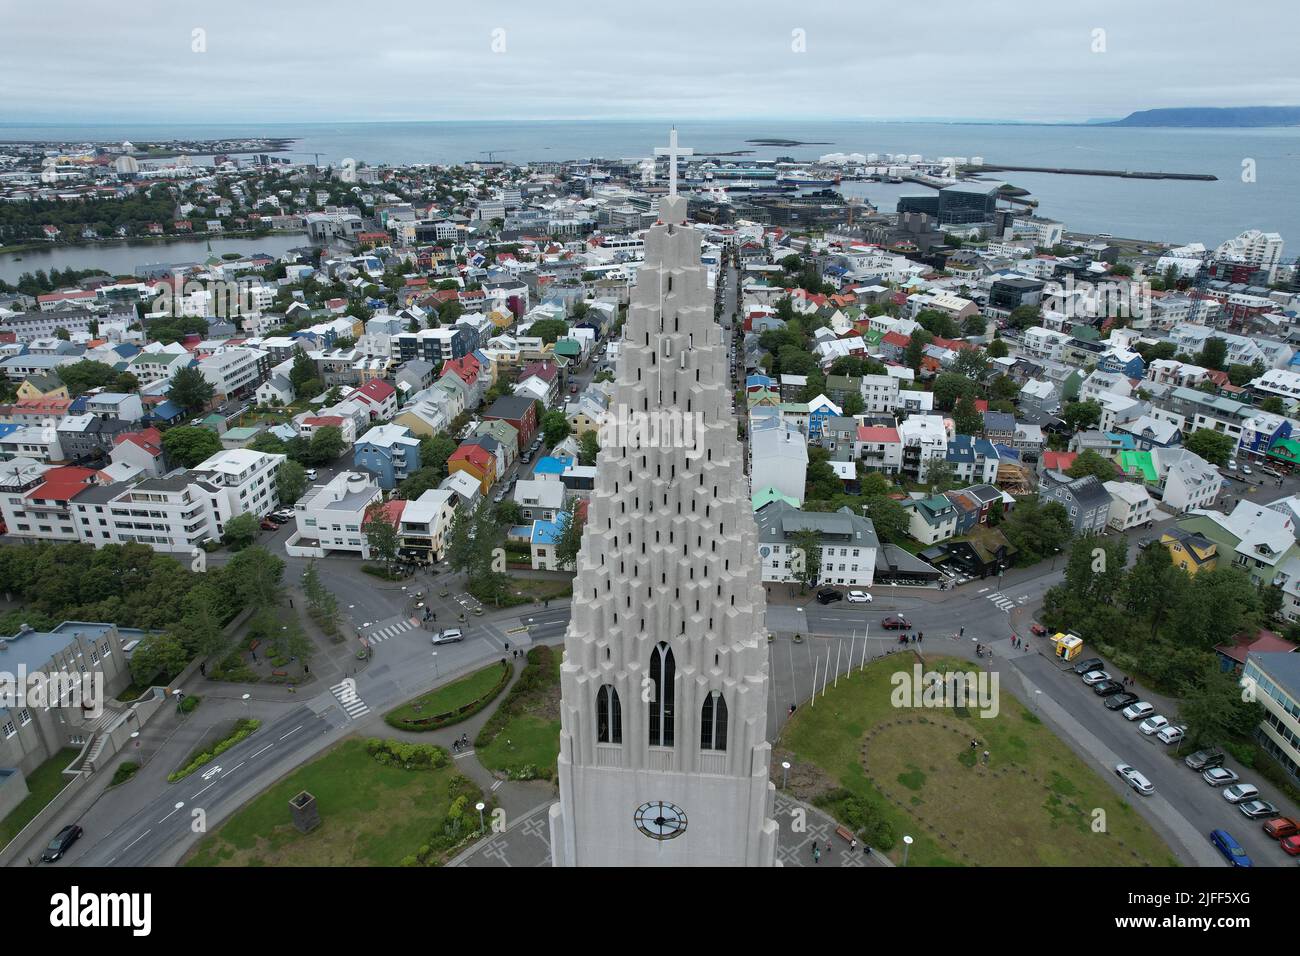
[1209,829,1253,867]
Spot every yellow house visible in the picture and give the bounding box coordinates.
[1160,528,1218,575]
[17,372,69,401]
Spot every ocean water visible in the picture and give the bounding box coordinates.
[3,119,1298,251]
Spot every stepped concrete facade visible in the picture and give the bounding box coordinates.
[548,157,779,866]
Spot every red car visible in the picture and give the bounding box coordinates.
[260,518,278,531]
[881,616,911,630]
[1264,816,1298,839]
[1281,835,1300,856]
[1030,623,1048,636]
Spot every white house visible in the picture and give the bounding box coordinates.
[292,471,383,557]
[1103,480,1155,531]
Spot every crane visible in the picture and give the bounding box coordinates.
[479,150,514,163]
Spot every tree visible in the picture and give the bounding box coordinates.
[223,546,284,612]
[924,458,956,493]
[129,631,189,685]
[1002,500,1073,564]
[578,430,600,466]
[277,459,307,506]
[113,372,140,393]
[305,425,346,465]
[397,467,443,500]
[865,496,909,544]
[555,503,586,571]
[528,318,569,344]
[904,330,932,372]
[987,338,1009,359]
[180,582,229,660]
[1123,541,1188,638]
[915,308,958,339]
[1197,337,1228,372]
[222,513,259,550]
[542,410,571,447]
[167,366,215,412]
[1184,428,1235,467]
[841,392,864,416]
[418,433,459,480]
[1065,449,1117,481]
[362,505,401,571]
[1007,304,1040,331]
[56,360,118,397]
[1259,396,1286,415]
[1181,660,1265,749]
[791,528,822,592]
[951,348,989,380]
[933,371,978,411]
[1061,400,1102,432]
[289,351,320,394]
[953,394,983,435]
[161,426,222,467]
[804,448,842,502]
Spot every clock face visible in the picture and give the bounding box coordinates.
[634,801,688,841]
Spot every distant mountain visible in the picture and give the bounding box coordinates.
[1101,106,1300,128]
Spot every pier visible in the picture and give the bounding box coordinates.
[970,163,1217,181]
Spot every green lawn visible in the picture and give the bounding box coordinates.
[476,646,562,779]
[185,738,482,866]
[384,661,509,730]
[778,655,1178,867]
[0,748,79,848]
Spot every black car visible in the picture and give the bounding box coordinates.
[1073,657,1105,675]
[1104,692,1140,711]
[816,588,843,605]
[1092,680,1124,697]
[1185,748,1226,771]
[41,824,83,862]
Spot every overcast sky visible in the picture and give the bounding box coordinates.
[3,0,1298,124]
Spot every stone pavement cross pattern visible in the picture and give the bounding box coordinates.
[329,679,371,720]
[451,793,887,867]
[365,616,419,644]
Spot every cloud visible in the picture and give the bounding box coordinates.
[2,0,1295,123]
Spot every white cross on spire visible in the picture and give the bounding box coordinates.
[654,127,693,199]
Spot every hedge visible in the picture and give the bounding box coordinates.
[383,661,511,732]
[167,719,261,782]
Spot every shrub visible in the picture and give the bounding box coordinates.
[178,695,201,714]
[111,761,140,786]
[364,737,449,770]
[167,719,261,782]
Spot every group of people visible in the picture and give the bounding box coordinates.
[895,632,923,646]
[811,839,873,864]
[450,733,470,753]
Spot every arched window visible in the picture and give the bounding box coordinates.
[648,642,676,747]
[597,685,622,744]
[700,690,728,752]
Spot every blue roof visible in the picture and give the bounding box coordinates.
[145,399,182,421]
[946,433,975,463]
[0,423,20,439]
[1105,432,1137,451]
[532,455,573,477]
[993,443,1020,461]
[69,395,89,413]
[746,374,774,389]
[531,517,564,545]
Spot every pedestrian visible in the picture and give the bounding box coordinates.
[959,626,965,638]
[505,641,510,653]
[850,838,857,852]
[250,650,257,662]
[199,662,206,676]
[918,632,923,644]
[825,840,832,856]
[970,738,978,750]
[304,663,309,674]
[982,750,989,765]
[813,846,821,864]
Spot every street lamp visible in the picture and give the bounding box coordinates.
[476,801,486,832]
[242,692,250,711]
[431,651,439,679]
[781,761,791,789]
[1051,547,1061,570]
[130,730,140,749]
[902,834,913,867]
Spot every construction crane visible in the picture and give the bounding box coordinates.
[479,150,514,163]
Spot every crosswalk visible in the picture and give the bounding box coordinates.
[330,680,371,720]
[364,617,419,644]
[986,591,1016,613]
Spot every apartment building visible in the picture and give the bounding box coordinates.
[292,471,383,558]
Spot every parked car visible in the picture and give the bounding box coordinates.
[1121,701,1155,721]
[1203,767,1240,787]
[1030,623,1048,636]
[1209,829,1253,867]
[1222,783,1260,804]
[1263,817,1299,839]
[816,588,843,605]
[1186,748,1226,771]
[569,383,579,394]
[1138,715,1170,736]
[430,628,464,645]
[1073,657,1105,675]
[1092,680,1124,697]
[1282,835,1300,856]
[1156,725,1187,745]
[1081,670,1112,686]
[304,469,318,480]
[846,590,872,604]
[1242,464,1253,476]
[1115,763,1154,795]
[1238,800,1278,819]
[1227,460,1238,471]
[881,616,911,630]
[260,519,278,531]
[41,824,83,862]
[1104,692,1140,711]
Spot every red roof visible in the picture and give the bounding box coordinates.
[14,397,72,414]
[1041,450,1077,472]
[441,355,481,387]
[882,331,911,348]
[1215,628,1297,665]
[29,467,98,502]
[357,379,396,403]
[973,399,989,413]
[114,427,164,456]
[450,444,494,470]
[366,499,406,528]
[519,360,558,383]
[857,426,900,443]
[303,415,345,428]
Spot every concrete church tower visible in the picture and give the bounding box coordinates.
[549,131,779,867]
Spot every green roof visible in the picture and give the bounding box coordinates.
[223,426,261,440]
[553,338,582,357]
[752,486,800,511]
[1119,450,1157,481]
[1269,437,1300,463]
